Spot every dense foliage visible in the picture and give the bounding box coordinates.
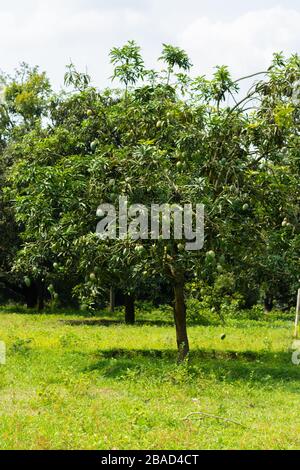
[0,44,299,359]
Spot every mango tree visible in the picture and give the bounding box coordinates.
[8,46,300,360]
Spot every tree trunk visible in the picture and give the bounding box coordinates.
[25,283,38,309]
[37,282,45,311]
[173,277,189,362]
[124,294,135,324]
[24,281,45,310]
[264,294,273,314]
[109,287,115,313]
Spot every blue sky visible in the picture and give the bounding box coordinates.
[1,0,300,89]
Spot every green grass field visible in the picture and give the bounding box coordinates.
[0,309,299,450]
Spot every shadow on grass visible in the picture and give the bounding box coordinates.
[61,318,173,327]
[0,306,291,329]
[85,348,300,387]
[60,317,291,329]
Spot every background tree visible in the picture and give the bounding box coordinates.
[0,65,52,307]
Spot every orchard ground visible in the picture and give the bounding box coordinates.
[0,307,299,450]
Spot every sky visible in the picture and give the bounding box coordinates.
[1,0,300,89]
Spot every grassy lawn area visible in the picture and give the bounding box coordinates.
[0,310,299,450]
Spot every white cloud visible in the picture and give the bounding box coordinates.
[179,6,300,79]
[0,2,149,88]
[0,2,299,88]
[0,3,147,46]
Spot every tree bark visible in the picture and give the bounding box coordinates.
[124,294,135,324]
[173,277,189,362]
[264,294,273,314]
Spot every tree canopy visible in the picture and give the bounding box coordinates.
[0,43,299,360]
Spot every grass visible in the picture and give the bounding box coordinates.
[0,308,299,450]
